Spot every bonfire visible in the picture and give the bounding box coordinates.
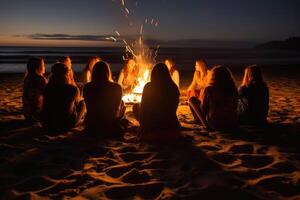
[108,0,160,103]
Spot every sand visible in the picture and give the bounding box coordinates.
[0,71,300,200]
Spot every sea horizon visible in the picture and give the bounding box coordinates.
[1,46,300,73]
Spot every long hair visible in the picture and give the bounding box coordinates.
[151,63,174,86]
[26,57,44,77]
[207,66,238,94]
[48,63,70,85]
[123,59,138,79]
[196,59,208,78]
[92,61,112,83]
[165,58,176,75]
[58,56,70,64]
[242,65,266,87]
[84,56,101,72]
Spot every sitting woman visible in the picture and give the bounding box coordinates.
[23,57,48,122]
[189,66,238,131]
[41,63,85,131]
[83,61,125,136]
[165,58,180,88]
[58,56,77,86]
[187,59,209,98]
[133,63,181,141]
[82,56,101,84]
[118,58,139,93]
[238,65,269,125]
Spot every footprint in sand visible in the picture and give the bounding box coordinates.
[239,154,274,169]
[105,182,164,199]
[121,169,151,184]
[256,176,300,197]
[228,144,254,154]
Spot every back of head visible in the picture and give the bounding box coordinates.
[26,57,43,76]
[208,66,237,94]
[243,65,265,87]
[58,56,69,63]
[92,61,111,83]
[85,56,101,71]
[151,63,174,85]
[49,63,69,85]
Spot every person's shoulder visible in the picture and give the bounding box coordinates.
[144,82,152,90]
[109,82,122,92]
[204,85,213,92]
[36,75,48,85]
[65,84,78,94]
[110,81,121,88]
[84,82,93,89]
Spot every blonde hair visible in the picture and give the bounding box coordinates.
[123,58,138,78]
[196,59,208,77]
[165,58,176,75]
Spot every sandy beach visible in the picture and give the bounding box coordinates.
[0,70,300,200]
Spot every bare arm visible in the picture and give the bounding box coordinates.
[118,70,124,87]
[174,70,180,88]
[187,72,197,91]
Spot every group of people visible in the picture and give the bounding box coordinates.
[22,55,269,139]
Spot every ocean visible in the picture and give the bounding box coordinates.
[1,46,300,73]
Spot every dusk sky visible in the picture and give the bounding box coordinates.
[0,0,299,47]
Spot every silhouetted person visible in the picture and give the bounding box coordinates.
[238,65,269,125]
[189,66,238,131]
[133,63,180,139]
[83,61,125,135]
[82,56,101,84]
[23,57,48,122]
[165,58,180,88]
[118,58,139,93]
[41,63,85,131]
[58,56,77,86]
[187,59,209,99]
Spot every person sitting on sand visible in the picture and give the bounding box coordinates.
[41,63,85,131]
[165,58,180,88]
[133,63,181,140]
[118,58,139,93]
[58,56,77,86]
[83,61,125,135]
[189,66,238,131]
[238,65,269,125]
[187,59,209,98]
[23,57,48,122]
[82,56,101,84]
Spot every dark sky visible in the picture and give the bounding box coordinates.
[0,0,299,46]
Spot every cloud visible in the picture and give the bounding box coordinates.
[13,34,255,48]
[16,33,114,42]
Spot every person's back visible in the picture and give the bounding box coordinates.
[22,57,47,122]
[41,63,84,131]
[84,81,122,133]
[83,61,123,135]
[141,82,180,131]
[189,66,238,131]
[23,74,47,122]
[239,82,269,124]
[238,65,269,125]
[139,63,180,132]
[204,86,238,130]
[42,84,78,130]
